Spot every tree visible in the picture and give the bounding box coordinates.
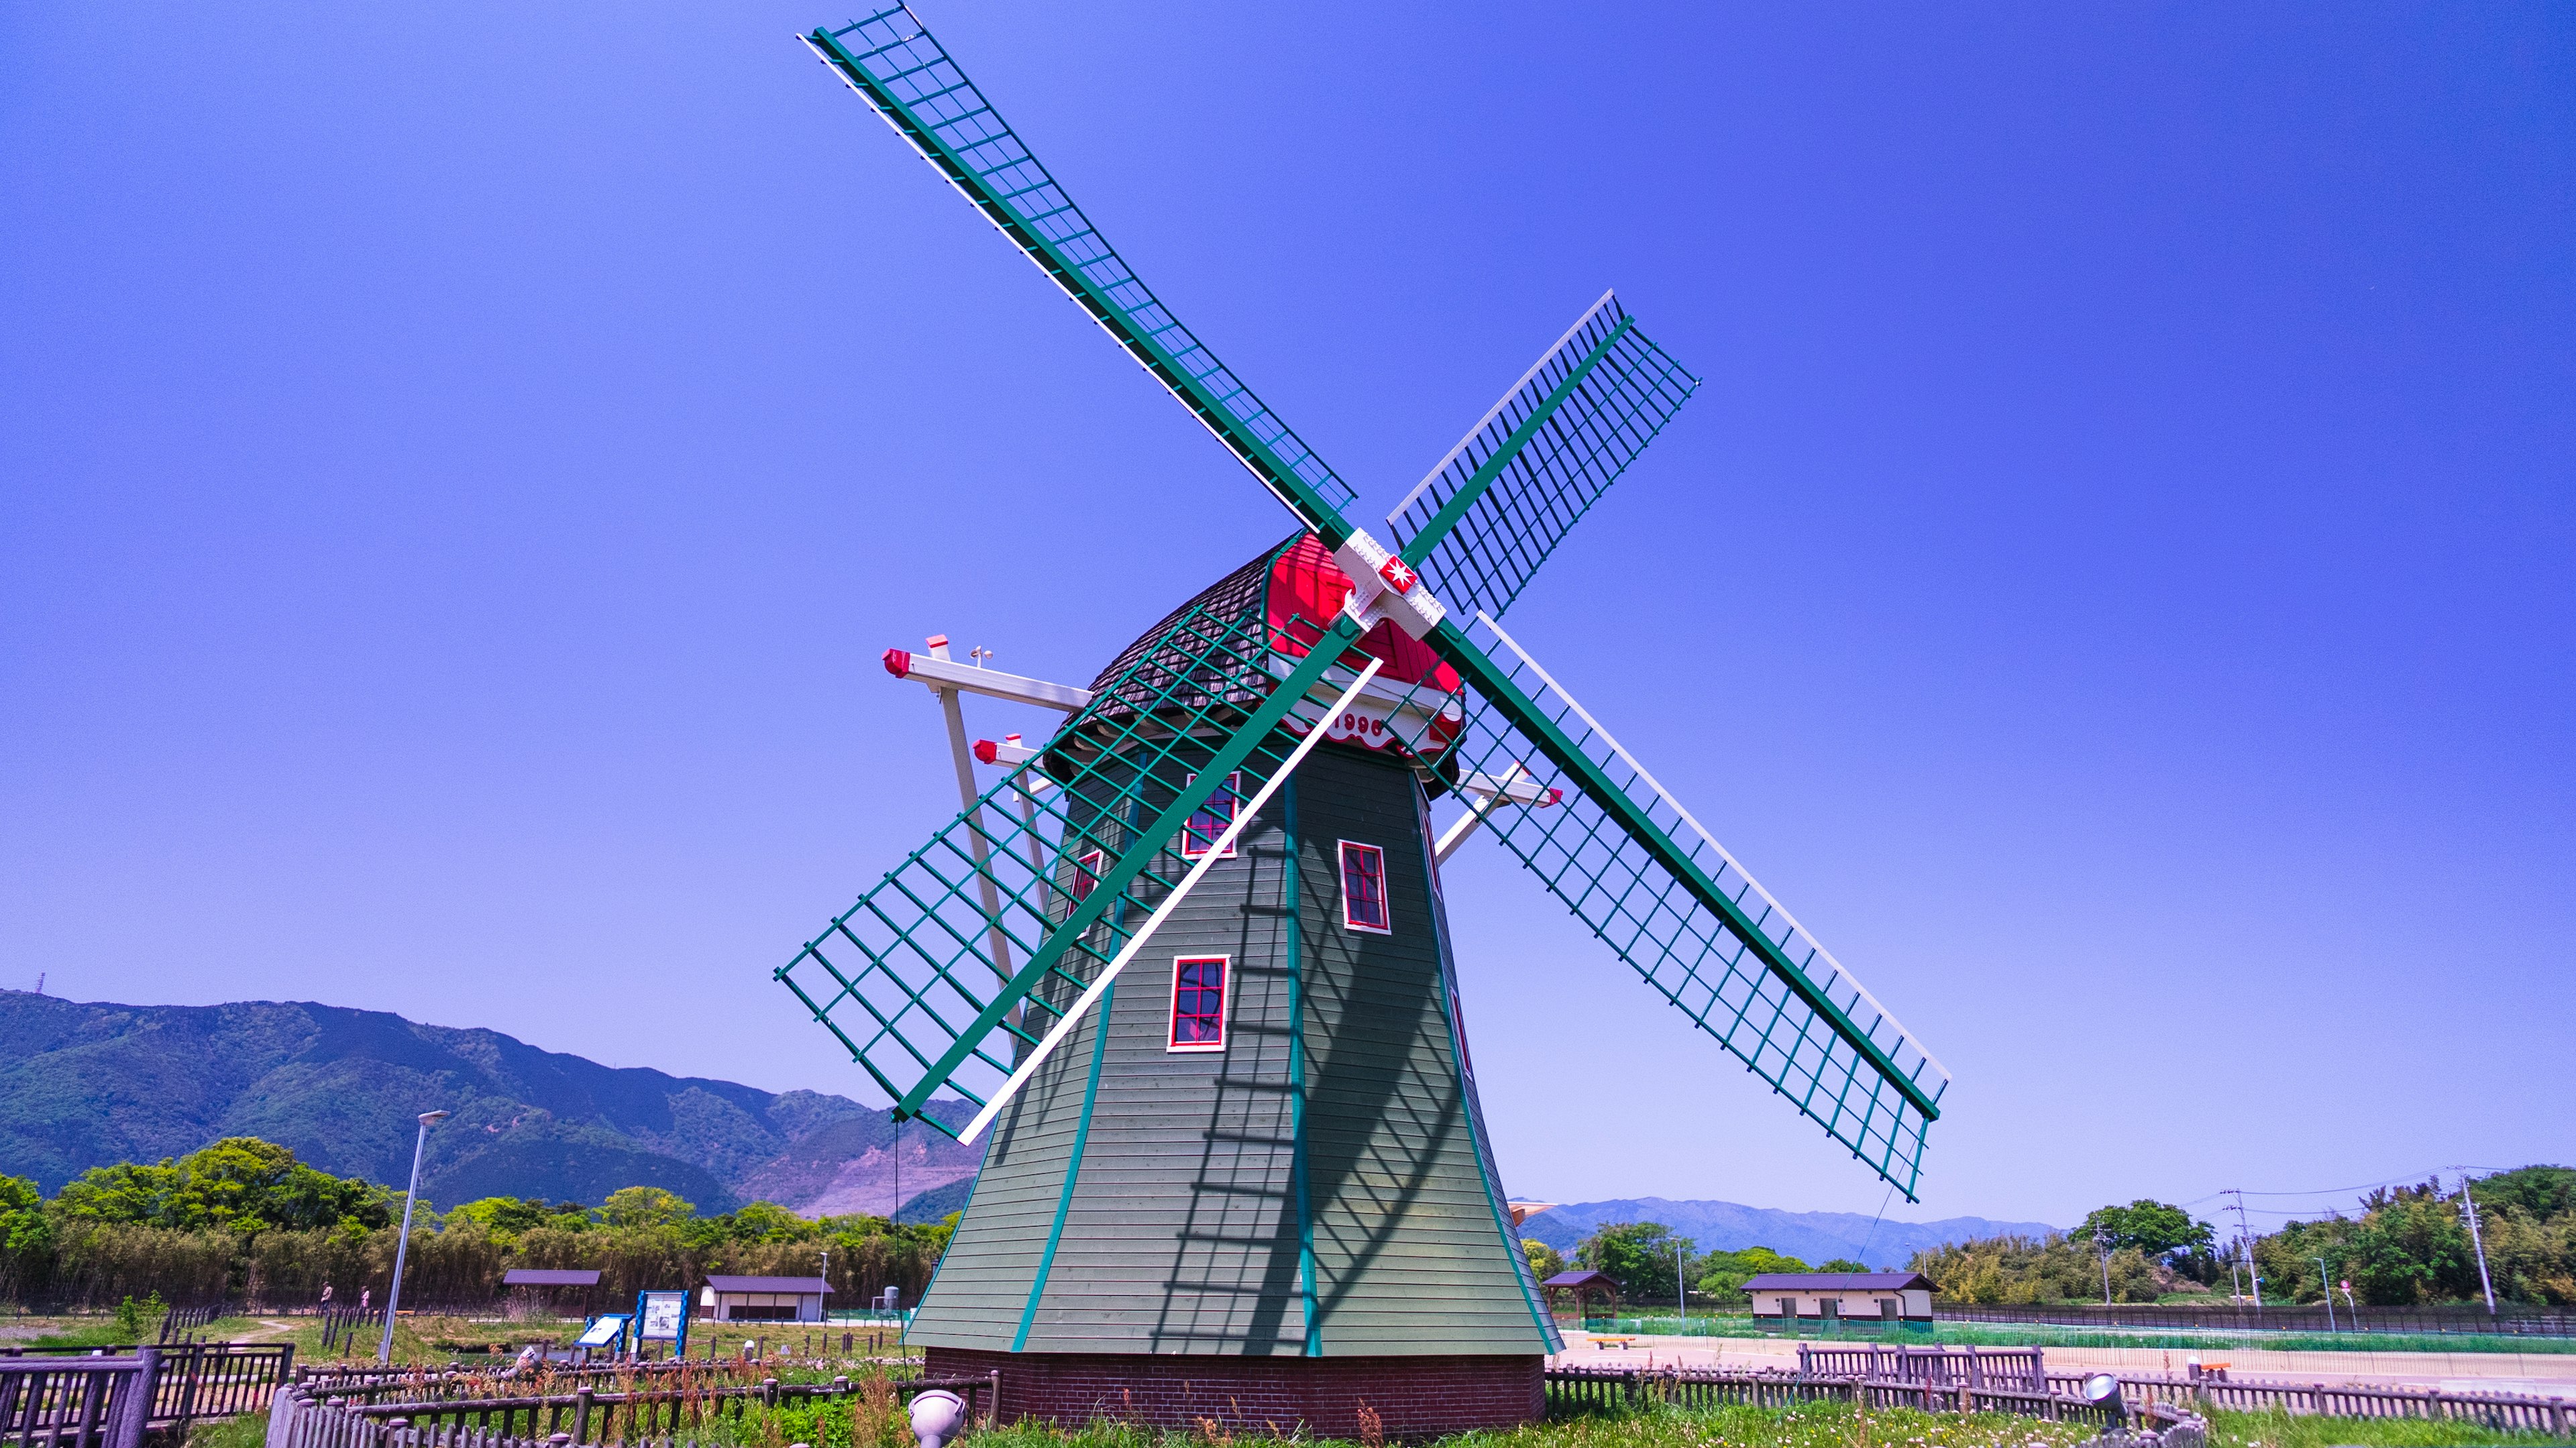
[726,1201,811,1244]
[598,1186,694,1229]
[1523,1239,1564,1283]
[0,1173,52,1299]
[1576,1222,1694,1304]
[1695,1246,1808,1302]
[52,1139,386,1234]
[445,1197,559,1239]
[2080,1201,2214,1260]
[2473,1166,2575,1224]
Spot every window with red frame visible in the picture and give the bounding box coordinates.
[1339,841,1389,933]
[1071,849,1103,902]
[1181,772,1241,858]
[1169,956,1228,1051]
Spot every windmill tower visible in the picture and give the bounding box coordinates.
[775,7,1953,1437]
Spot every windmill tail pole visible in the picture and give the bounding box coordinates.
[957,655,1386,1144]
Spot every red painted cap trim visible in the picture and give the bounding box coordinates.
[972,739,999,765]
[883,649,912,679]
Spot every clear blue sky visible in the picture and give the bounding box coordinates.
[3,3,2569,1233]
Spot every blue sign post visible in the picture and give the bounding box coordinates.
[635,1290,690,1360]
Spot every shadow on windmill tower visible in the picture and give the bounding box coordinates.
[773,7,1953,1439]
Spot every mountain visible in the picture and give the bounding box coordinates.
[1517,1196,2061,1268]
[0,991,981,1218]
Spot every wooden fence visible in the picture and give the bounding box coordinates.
[2038,1372,2573,1437]
[1544,1366,2141,1425]
[0,1349,160,1448]
[290,1365,772,1403]
[1796,1345,2048,1390]
[266,1373,998,1448]
[0,1343,292,1438]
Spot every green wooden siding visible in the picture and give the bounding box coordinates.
[907,743,1547,1357]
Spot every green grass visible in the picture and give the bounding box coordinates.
[2206,1406,2561,1448]
[169,1393,2571,1448]
[186,1410,274,1448]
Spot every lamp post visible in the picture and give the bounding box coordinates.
[2093,1227,2114,1307]
[378,1110,449,1363]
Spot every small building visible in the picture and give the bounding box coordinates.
[1742,1272,1934,1327]
[699,1274,830,1323]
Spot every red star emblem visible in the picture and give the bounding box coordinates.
[1377,555,1417,594]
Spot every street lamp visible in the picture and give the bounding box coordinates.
[378,1110,450,1363]
[2092,1227,2114,1307]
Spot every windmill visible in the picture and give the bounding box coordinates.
[775,7,1951,1436]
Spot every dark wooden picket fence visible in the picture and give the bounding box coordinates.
[0,1343,293,1439]
[0,1349,161,1448]
[2039,1372,2573,1436]
[266,1372,998,1448]
[1796,1345,2049,1390]
[1542,1366,2143,1426]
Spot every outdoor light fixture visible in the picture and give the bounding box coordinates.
[2081,1372,2127,1427]
[378,1109,451,1363]
[908,1389,967,1448]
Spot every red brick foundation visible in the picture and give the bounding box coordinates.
[924,1347,1544,1440]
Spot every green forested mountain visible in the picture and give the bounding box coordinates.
[0,992,978,1217]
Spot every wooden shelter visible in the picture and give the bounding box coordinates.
[500,1268,600,1317]
[1542,1268,1619,1319]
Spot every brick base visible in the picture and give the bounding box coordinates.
[924,1347,1544,1440]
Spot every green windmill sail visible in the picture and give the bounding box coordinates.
[771,5,1951,1434]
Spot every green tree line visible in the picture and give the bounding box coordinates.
[1521,1166,2573,1311]
[1911,1168,2574,1307]
[0,1138,952,1311]
[1519,1222,1869,1308]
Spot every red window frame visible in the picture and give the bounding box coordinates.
[1071,849,1104,903]
[1168,955,1228,1052]
[1338,840,1390,934]
[1181,772,1242,859]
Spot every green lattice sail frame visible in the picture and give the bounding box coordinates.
[776,598,1370,1133]
[794,3,1952,1197]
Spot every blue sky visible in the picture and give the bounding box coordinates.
[3,3,2569,1233]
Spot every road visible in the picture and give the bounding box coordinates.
[1548,1332,2576,1398]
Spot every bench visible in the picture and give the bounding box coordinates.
[1590,1337,1637,1350]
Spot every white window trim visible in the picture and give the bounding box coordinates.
[1337,840,1391,934]
[1072,848,1104,901]
[1167,953,1229,1053]
[1179,772,1242,859]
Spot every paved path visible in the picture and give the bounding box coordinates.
[1547,1333,2576,1396]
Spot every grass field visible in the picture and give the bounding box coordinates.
[191,1397,2568,1448]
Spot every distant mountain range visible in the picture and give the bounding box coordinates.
[0,994,2063,1260]
[1517,1196,2061,1268]
[0,993,979,1219]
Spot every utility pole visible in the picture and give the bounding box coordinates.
[378,1110,449,1363]
[2457,1172,2498,1317]
[2229,1190,2261,1315]
[2317,1258,2336,1331]
[2094,1227,2114,1306]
